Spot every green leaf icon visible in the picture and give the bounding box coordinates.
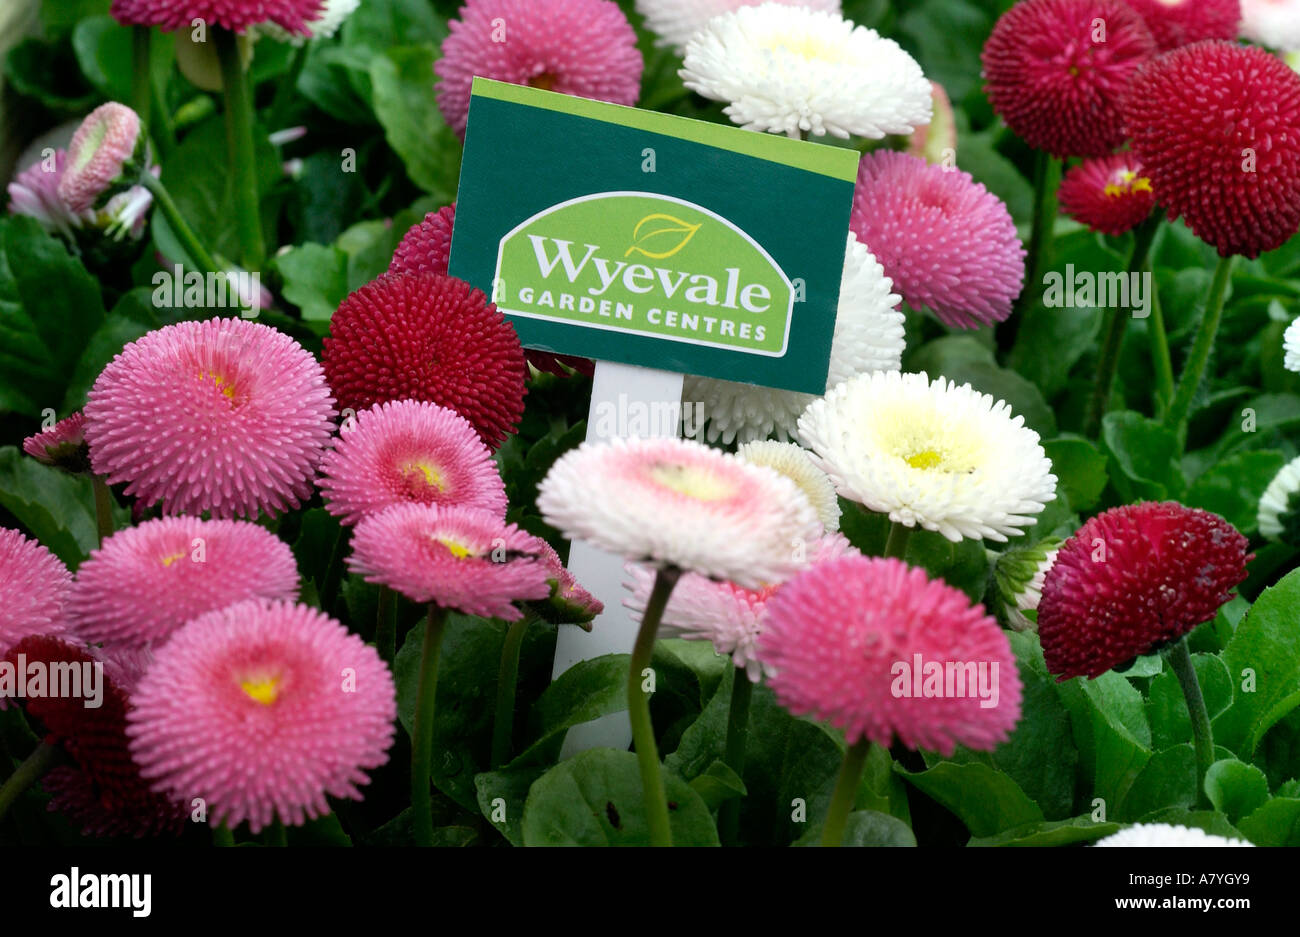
[624,213,702,259]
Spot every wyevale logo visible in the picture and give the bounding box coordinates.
[494,192,795,357]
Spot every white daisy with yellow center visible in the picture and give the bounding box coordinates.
[737,439,841,532]
[636,0,843,54]
[679,3,931,139]
[797,371,1057,542]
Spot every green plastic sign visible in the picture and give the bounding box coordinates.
[449,79,859,395]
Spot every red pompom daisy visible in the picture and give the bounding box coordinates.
[1057,152,1157,236]
[390,203,456,277]
[0,528,72,657]
[1122,0,1241,51]
[110,0,323,33]
[323,273,527,450]
[127,599,397,834]
[69,517,300,650]
[84,318,336,519]
[1038,502,1251,680]
[758,555,1022,755]
[982,0,1156,158]
[347,503,551,620]
[849,150,1025,328]
[318,399,507,526]
[434,0,643,139]
[57,103,145,214]
[4,636,187,838]
[23,411,90,475]
[1122,40,1300,258]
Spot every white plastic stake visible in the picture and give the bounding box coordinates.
[552,359,684,756]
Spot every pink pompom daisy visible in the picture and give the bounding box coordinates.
[127,599,397,834]
[849,150,1025,328]
[982,0,1156,158]
[759,555,1022,755]
[435,0,643,139]
[1122,0,1241,51]
[348,503,551,620]
[85,318,336,519]
[529,538,604,627]
[624,533,856,681]
[23,412,90,475]
[58,103,145,214]
[390,203,456,277]
[0,528,73,657]
[69,517,300,650]
[1057,152,1157,236]
[319,399,506,526]
[110,0,324,33]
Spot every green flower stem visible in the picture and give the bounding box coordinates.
[0,741,58,824]
[1146,258,1175,419]
[883,521,912,560]
[411,603,449,847]
[138,173,222,278]
[92,477,115,545]
[1165,254,1235,448]
[1001,151,1060,349]
[1167,637,1214,809]
[212,824,235,847]
[215,27,265,270]
[375,586,396,666]
[821,739,871,846]
[1083,213,1162,438]
[630,565,681,847]
[718,668,753,846]
[268,818,288,846]
[491,612,536,769]
[131,26,152,129]
[267,43,309,134]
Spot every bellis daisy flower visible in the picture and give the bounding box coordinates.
[258,0,360,42]
[57,104,149,215]
[797,371,1057,543]
[759,555,1023,755]
[681,4,931,139]
[348,503,551,620]
[1057,153,1157,237]
[624,533,855,681]
[435,0,643,139]
[318,400,507,527]
[322,273,528,451]
[683,233,904,444]
[1284,316,1300,372]
[1122,40,1300,258]
[850,150,1025,328]
[127,599,396,834]
[1259,455,1300,546]
[1095,823,1253,847]
[1037,502,1250,680]
[23,412,90,475]
[636,0,842,54]
[991,538,1061,631]
[85,318,336,519]
[527,538,604,627]
[539,437,823,589]
[982,0,1156,158]
[1123,0,1242,51]
[111,0,324,33]
[7,150,85,239]
[69,517,300,650]
[390,204,456,278]
[0,528,73,657]
[736,440,841,532]
[1241,0,1300,51]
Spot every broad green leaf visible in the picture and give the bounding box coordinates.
[71,15,173,103]
[1203,759,1269,823]
[688,760,747,811]
[60,305,154,412]
[370,45,462,202]
[791,810,916,847]
[1042,436,1108,512]
[507,653,629,767]
[1100,410,1185,501]
[273,243,350,324]
[521,748,719,846]
[3,38,97,116]
[474,763,547,846]
[0,447,102,568]
[896,761,1044,838]
[1116,744,1197,820]
[1057,671,1152,809]
[1236,798,1300,846]
[1133,807,1246,840]
[1185,450,1288,537]
[968,815,1120,847]
[1146,653,1232,750]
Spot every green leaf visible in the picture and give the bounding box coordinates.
[791,810,916,847]
[896,761,1044,838]
[1237,798,1300,846]
[1116,745,1197,820]
[71,15,173,103]
[0,216,108,414]
[370,45,462,202]
[41,0,111,38]
[1057,671,1153,809]
[521,748,720,846]
[1185,450,1288,537]
[474,763,547,846]
[0,447,102,568]
[899,528,990,603]
[508,653,629,767]
[1216,569,1300,758]
[273,243,350,324]
[954,131,1032,223]
[1133,807,1246,840]
[342,0,446,49]
[1042,436,1108,512]
[1147,653,1232,750]
[688,760,747,811]
[4,38,97,115]
[968,815,1120,847]
[1203,759,1270,823]
[1100,410,1185,501]
[60,302,154,412]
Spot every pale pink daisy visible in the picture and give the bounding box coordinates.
[0,528,73,657]
[58,103,145,214]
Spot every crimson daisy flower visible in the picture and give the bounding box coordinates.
[110,0,323,33]
[1057,152,1157,236]
[1122,0,1241,51]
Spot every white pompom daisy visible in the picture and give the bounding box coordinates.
[683,233,904,444]
[679,3,931,139]
[737,440,841,531]
[635,0,842,55]
[797,371,1057,543]
[1284,316,1300,372]
[1241,0,1300,53]
[537,437,822,588]
[259,0,361,44]
[1259,455,1300,544]
[1095,823,1254,847]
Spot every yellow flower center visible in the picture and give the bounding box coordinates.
[1104,169,1153,198]
[402,460,445,491]
[771,34,846,65]
[160,551,187,567]
[436,537,474,559]
[202,371,237,400]
[649,462,736,501]
[905,449,945,470]
[240,675,280,706]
